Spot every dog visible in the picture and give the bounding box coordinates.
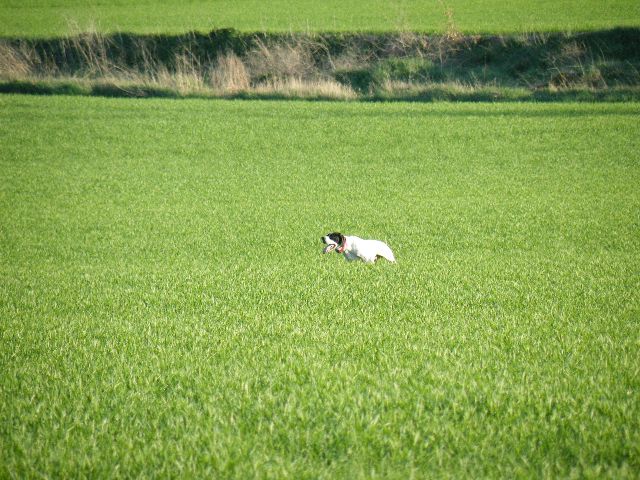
[321,232,396,263]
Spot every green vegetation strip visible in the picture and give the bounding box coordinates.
[1,0,640,37]
[2,28,640,102]
[1,96,639,478]
[2,79,640,102]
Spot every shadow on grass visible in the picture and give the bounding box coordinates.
[0,80,179,98]
[0,80,90,96]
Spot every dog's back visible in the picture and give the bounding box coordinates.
[351,237,396,263]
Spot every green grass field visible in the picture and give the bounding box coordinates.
[1,95,639,478]
[1,0,640,37]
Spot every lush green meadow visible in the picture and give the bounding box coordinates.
[1,95,639,478]
[1,0,640,37]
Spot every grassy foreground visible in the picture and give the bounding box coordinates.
[1,0,640,37]
[1,96,639,478]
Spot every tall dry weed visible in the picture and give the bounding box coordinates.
[63,31,114,77]
[246,38,317,81]
[0,42,35,79]
[209,52,250,92]
[386,32,429,58]
[434,1,463,64]
[148,53,206,93]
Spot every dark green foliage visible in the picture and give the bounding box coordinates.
[598,61,640,84]
[372,58,437,83]
[333,69,375,92]
[576,27,640,61]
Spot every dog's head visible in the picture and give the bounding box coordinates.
[321,232,345,254]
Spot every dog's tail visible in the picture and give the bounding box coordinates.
[378,244,396,263]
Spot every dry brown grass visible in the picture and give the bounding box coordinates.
[246,37,317,81]
[0,32,357,99]
[253,77,356,99]
[209,52,250,92]
[68,33,112,77]
[0,30,344,98]
[158,54,206,93]
[0,42,34,79]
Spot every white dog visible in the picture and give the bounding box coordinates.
[321,232,396,263]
